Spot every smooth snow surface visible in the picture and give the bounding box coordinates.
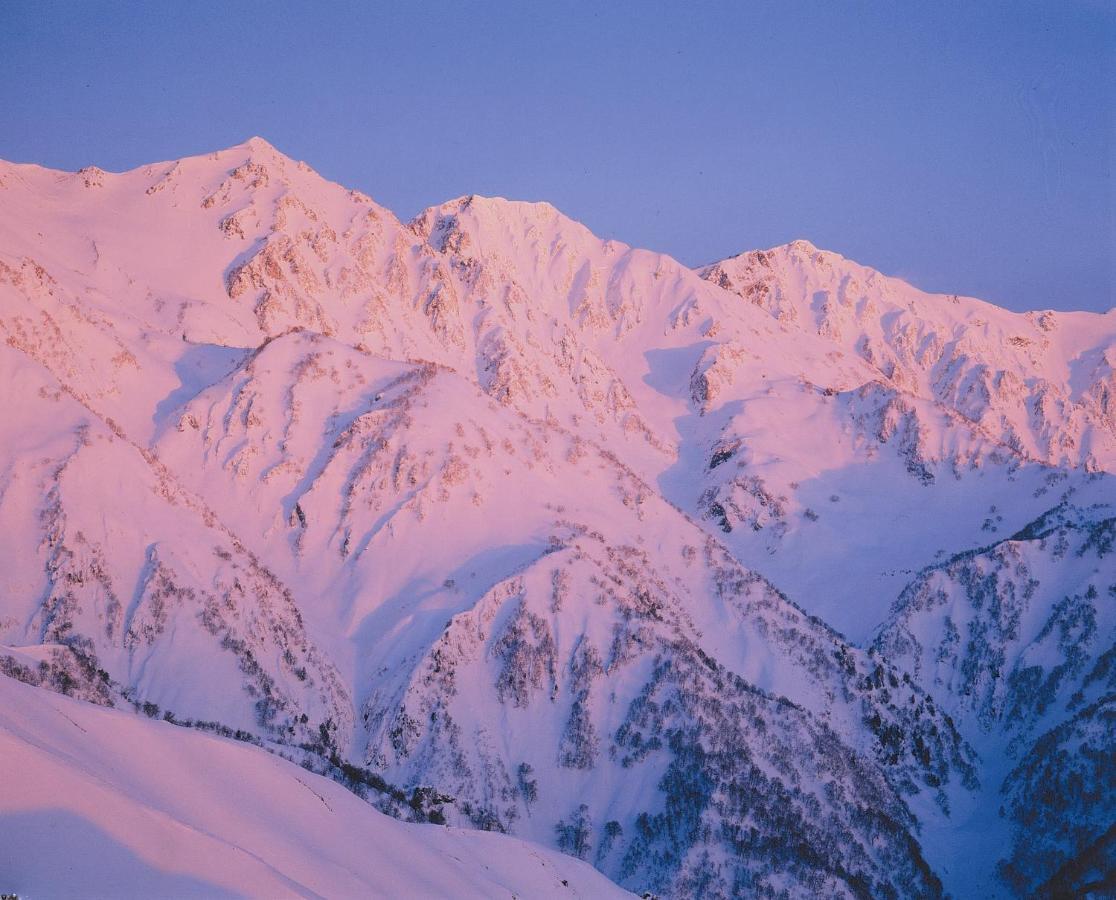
[0,675,631,899]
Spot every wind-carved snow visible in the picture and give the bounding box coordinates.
[0,138,1112,898]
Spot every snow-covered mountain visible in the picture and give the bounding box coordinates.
[875,502,1115,896]
[0,138,1111,898]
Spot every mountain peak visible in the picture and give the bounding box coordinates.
[205,136,306,173]
[436,193,566,223]
[233,135,284,157]
[702,238,837,272]
[757,238,843,263]
[409,193,599,254]
[243,135,276,150]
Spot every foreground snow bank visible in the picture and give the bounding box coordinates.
[0,675,631,899]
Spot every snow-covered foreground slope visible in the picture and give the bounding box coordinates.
[0,138,1112,898]
[0,674,631,899]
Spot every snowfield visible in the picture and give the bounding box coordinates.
[0,138,1111,898]
[0,675,631,899]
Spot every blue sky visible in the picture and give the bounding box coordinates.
[2,1,1112,311]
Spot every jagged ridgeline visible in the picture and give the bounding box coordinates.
[0,138,1112,898]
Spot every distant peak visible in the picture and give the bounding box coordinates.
[219,136,298,168]
[443,194,563,219]
[240,136,280,154]
[759,239,830,259]
[215,136,333,182]
[702,239,839,272]
[410,194,590,251]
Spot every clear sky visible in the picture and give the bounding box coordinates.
[2,1,1112,312]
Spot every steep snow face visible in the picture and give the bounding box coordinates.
[4,139,1110,643]
[0,139,1112,898]
[361,534,969,898]
[404,195,875,457]
[874,502,1116,897]
[0,673,631,899]
[674,369,1110,638]
[699,242,1116,472]
[0,341,352,741]
[151,329,972,896]
[689,242,1115,635]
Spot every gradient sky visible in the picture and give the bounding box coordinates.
[2,1,1112,312]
